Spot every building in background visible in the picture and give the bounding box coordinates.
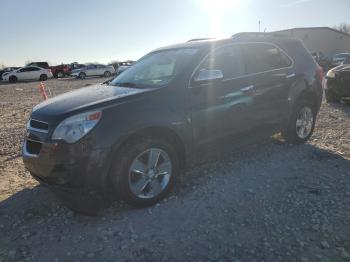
[274,27,350,58]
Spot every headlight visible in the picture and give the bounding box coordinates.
[52,110,102,143]
[326,70,335,78]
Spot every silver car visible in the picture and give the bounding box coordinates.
[71,64,115,79]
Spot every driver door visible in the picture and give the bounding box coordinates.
[17,68,32,80]
[189,44,257,145]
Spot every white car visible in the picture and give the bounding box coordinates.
[71,64,115,79]
[331,53,350,67]
[116,62,134,75]
[2,66,53,83]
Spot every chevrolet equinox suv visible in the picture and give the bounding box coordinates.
[23,33,323,210]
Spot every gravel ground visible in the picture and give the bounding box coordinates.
[0,79,350,262]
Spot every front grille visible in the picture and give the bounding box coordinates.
[26,140,42,155]
[29,119,49,132]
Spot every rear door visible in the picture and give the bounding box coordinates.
[86,65,97,76]
[189,44,257,145]
[96,65,106,75]
[28,67,42,80]
[241,43,294,125]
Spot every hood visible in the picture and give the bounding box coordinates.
[333,64,350,73]
[31,84,152,120]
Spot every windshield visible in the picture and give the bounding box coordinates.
[343,56,350,64]
[110,48,199,88]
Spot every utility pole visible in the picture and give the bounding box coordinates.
[259,20,261,32]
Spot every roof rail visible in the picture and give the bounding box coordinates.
[232,32,288,39]
[187,38,214,42]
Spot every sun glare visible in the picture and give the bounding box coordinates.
[199,0,240,37]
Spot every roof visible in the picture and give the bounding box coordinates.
[274,27,350,38]
[153,33,299,52]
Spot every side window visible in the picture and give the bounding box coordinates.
[197,45,245,80]
[242,43,292,74]
[29,67,40,71]
[19,68,30,72]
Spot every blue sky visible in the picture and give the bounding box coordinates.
[0,0,349,66]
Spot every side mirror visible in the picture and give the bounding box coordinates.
[194,69,223,83]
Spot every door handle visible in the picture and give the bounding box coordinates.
[285,73,296,79]
[241,85,255,94]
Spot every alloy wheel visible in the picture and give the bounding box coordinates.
[295,106,314,139]
[128,148,172,199]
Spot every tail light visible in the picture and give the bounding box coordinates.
[316,67,324,82]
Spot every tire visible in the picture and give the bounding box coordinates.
[325,89,340,103]
[9,76,17,83]
[104,71,111,77]
[57,72,64,78]
[282,99,316,144]
[39,74,48,81]
[110,137,179,207]
[79,72,86,80]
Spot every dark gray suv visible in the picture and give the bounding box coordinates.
[23,33,323,211]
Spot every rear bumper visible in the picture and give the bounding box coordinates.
[22,139,112,194]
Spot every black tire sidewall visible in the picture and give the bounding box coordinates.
[110,138,179,207]
[79,73,86,79]
[283,100,316,144]
[40,74,48,81]
[9,76,17,83]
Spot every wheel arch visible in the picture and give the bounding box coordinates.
[288,78,320,114]
[113,126,188,169]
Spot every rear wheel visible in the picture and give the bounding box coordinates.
[57,72,64,78]
[110,138,179,207]
[325,89,340,103]
[282,100,316,144]
[79,72,86,80]
[39,74,48,81]
[104,71,111,77]
[9,76,17,83]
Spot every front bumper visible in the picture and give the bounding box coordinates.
[22,138,112,194]
[325,78,350,97]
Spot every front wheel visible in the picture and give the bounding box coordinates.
[104,71,111,77]
[79,72,86,80]
[282,100,316,144]
[9,76,17,83]
[110,138,179,207]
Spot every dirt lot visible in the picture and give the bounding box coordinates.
[0,78,350,262]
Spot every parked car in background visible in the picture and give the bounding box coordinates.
[69,63,86,71]
[325,63,350,103]
[311,51,332,72]
[2,66,52,83]
[330,53,350,68]
[23,34,323,211]
[51,64,70,78]
[71,64,115,79]
[116,61,134,75]
[341,55,350,65]
[26,62,50,69]
[0,67,20,80]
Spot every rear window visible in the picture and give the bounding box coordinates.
[242,43,292,74]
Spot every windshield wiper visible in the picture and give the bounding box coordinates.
[102,78,113,85]
[114,82,137,87]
